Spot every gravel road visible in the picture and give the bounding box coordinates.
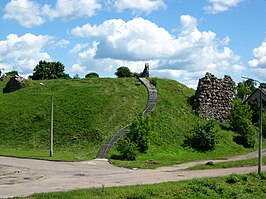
[1,150,266,198]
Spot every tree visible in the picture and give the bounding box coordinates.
[115,66,132,78]
[5,70,18,77]
[183,121,218,152]
[128,114,152,153]
[230,98,256,148]
[235,80,256,99]
[31,60,70,80]
[117,114,153,160]
[85,72,99,78]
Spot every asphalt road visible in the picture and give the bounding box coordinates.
[1,150,266,198]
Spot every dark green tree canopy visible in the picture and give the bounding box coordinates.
[85,72,99,78]
[115,66,132,78]
[31,60,70,80]
[5,70,19,77]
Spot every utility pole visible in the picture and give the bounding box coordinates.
[40,83,54,157]
[241,76,263,175]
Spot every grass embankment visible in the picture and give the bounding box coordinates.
[0,77,263,165]
[109,78,260,169]
[22,172,266,199]
[0,78,147,161]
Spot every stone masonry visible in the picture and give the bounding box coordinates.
[194,72,235,122]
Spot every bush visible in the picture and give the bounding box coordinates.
[231,98,256,148]
[115,66,132,78]
[183,121,218,152]
[117,137,138,161]
[128,115,152,153]
[226,174,240,184]
[230,98,253,130]
[234,118,256,148]
[149,78,157,87]
[85,72,99,78]
[117,114,153,160]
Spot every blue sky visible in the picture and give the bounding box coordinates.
[0,0,266,88]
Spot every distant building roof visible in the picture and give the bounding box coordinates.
[243,88,266,103]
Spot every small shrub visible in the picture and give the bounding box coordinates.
[85,72,99,78]
[149,78,157,87]
[226,174,240,184]
[117,137,138,161]
[231,98,256,148]
[115,66,132,78]
[117,114,153,160]
[183,121,218,152]
[127,115,152,153]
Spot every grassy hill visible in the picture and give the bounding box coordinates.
[0,78,147,160]
[0,77,259,164]
[109,78,258,168]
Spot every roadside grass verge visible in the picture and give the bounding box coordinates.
[188,156,266,170]
[22,172,266,199]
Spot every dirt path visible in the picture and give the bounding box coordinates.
[1,150,266,198]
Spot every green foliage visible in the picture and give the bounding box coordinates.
[231,98,253,130]
[85,72,99,78]
[117,137,138,161]
[183,121,218,152]
[5,70,18,77]
[235,80,256,99]
[117,115,153,160]
[230,98,256,148]
[149,78,157,87]
[31,60,70,80]
[234,118,256,148]
[260,82,266,88]
[226,174,240,184]
[115,66,132,78]
[129,115,152,153]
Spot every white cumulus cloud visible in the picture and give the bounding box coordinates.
[248,41,266,81]
[3,0,45,28]
[0,33,52,76]
[204,0,243,14]
[42,0,101,20]
[71,15,242,87]
[248,42,266,68]
[2,0,101,27]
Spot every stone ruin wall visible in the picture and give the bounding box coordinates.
[194,72,235,122]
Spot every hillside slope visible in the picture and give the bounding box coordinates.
[0,77,258,164]
[109,78,257,168]
[0,78,147,160]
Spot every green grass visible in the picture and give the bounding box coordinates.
[109,78,258,168]
[0,78,147,161]
[21,172,266,199]
[0,77,263,165]
[188,156,266,170]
